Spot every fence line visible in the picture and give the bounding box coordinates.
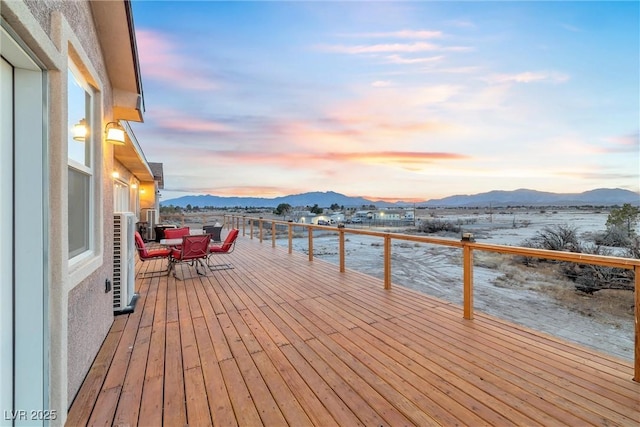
[224,214,640,382]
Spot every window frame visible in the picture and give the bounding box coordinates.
[67,60,96,264]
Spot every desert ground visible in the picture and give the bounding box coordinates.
[165,208,635,362]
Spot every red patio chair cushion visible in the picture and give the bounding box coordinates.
[163,227,190,239]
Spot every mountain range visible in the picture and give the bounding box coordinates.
[162,188,639,209]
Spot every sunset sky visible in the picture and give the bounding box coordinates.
[129,1,639,202]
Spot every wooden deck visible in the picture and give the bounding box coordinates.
[66,237,639,426]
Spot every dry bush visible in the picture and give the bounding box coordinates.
[490,256,634,322]
[517,224,635,293]
[418,219,461,234]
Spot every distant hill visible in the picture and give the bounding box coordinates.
[421,188,639,207]
[161,188,639,209]
[161,191,398,209]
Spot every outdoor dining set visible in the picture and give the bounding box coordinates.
[134,226,239,279]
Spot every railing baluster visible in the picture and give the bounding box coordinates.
[272,221,276,248]
[288,223,293,254]
[634,265,639,382]
[308,227,313,262]
[384,234,391,289]
[463,242,474,320]
[339,229,345,273]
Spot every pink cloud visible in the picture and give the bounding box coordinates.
[601,132,639,153]
[192,186,300,197]
[144,107,232,134]
[212,150,468,171]
[136,29,218,91]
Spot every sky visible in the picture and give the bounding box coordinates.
[129,1,639,203]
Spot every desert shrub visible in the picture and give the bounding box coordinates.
[560,243,634,294]
[594,226,631,247]
[625,237,640,259]
[417,219,461,234]
[521,224,579,253]
[519,225,636,293]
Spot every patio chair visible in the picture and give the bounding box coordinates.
[168,234,211,279]
[134,231,171,277]
[207,228,239,271]
[163,226,191,249]
[163,226,190,239]
[203,224,223,242]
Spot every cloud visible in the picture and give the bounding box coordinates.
[384,54,444,64]
[316,42,470,54]
[371,80,393,87]
[212,150,469,172]
[342,30,444,39]
[163,185,295,197]
[486,71,570,84]
[447,20,476,29]
[601,131,640,153]
[136,29,218,91]
[144,107,233,134]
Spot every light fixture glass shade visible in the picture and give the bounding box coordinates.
[72,119,87,141]
[106,127,125,145]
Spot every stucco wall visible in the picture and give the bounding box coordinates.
[13,0,120,412]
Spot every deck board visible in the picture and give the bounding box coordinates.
[66,236,640,426]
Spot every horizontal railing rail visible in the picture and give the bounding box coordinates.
[225,214,640,382]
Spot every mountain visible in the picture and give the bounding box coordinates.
[161,191,397,209]
[161,188,639,209]
[421,188,639,207]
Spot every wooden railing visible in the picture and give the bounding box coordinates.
[224,214,640,382]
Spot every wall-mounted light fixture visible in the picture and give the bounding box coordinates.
[131,183,138,189]
[105,121,125,145]
[112,171,120,179]
[72,118,87,141]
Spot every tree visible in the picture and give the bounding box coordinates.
[606,203,640,238]
[330,203,340,211]
[274,203,292,218]
[309,204,323,214]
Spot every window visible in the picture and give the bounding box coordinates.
[114,180,129,212]
[67,64,94,259]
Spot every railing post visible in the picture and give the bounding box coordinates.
[259,218,263,243]
[272,221,276,248]
[462,234,474,320]
[242,216,246,236]
[339,229,345,273]
[249,219,253,239]
[384,235,391,289]
[634,265,639,382]
[308,227,313,262]
[288,222,293,254]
